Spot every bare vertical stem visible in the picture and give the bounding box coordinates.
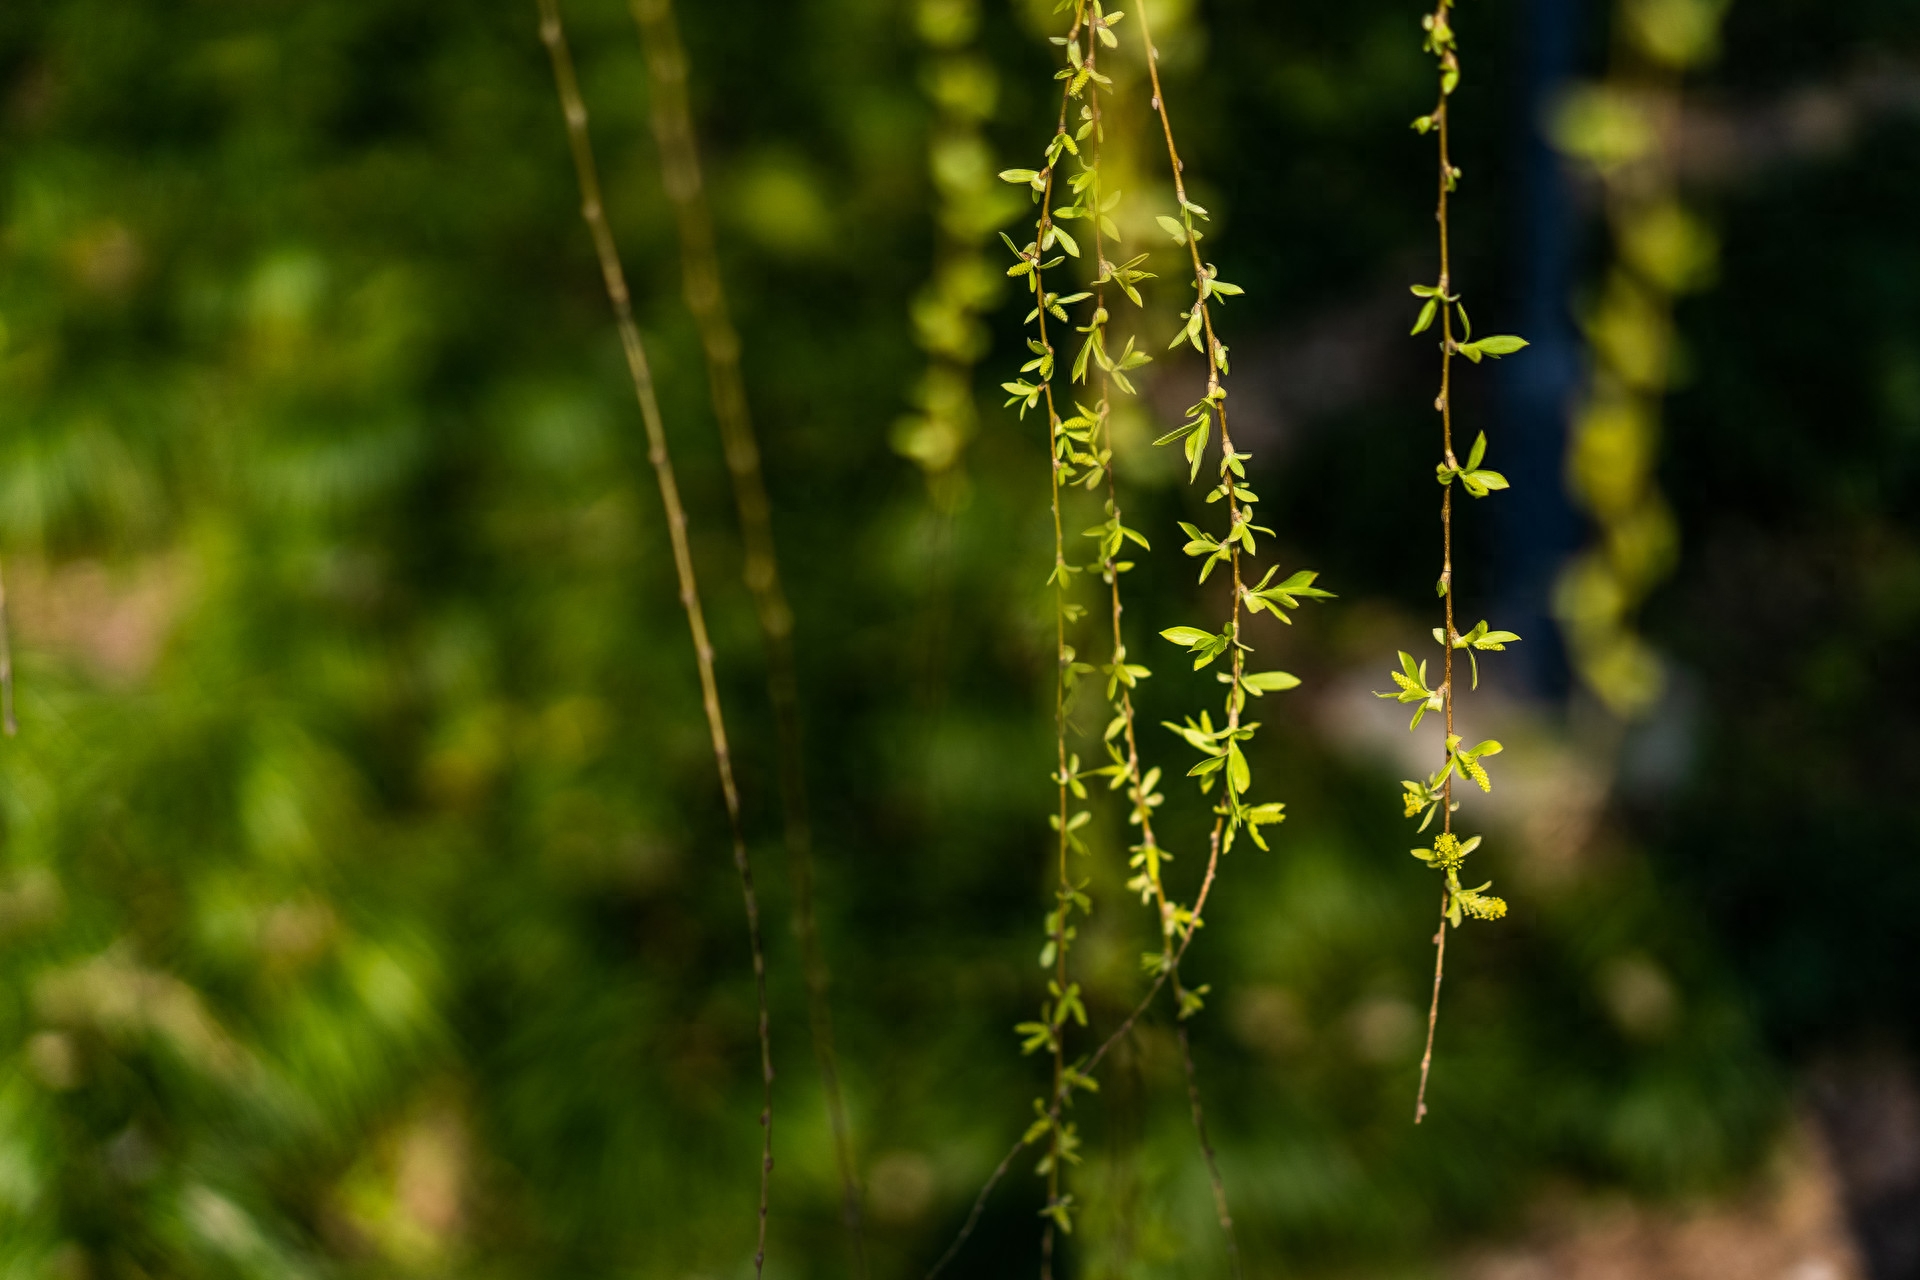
[0,556,17,737]
[535,4,774,1272]
[1414,890,1448,1122]
[624,0,863,1264]
[1105,1034,1142,1277]
[924,1133,1027,1280]
[1177,1023,1242,1280]
[924,814,1229,1280]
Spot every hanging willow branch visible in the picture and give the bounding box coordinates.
[931,4,1330,1272]
[933,8,1149,1270]
[1378,0,1526,1124]
[536,3,775,1272]
[925,824,1231,1280]
[623,0,865,1269]
[0,556,16,737]
[1132,1,1328,1267]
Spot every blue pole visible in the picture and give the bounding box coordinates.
[1495,0,1585,700]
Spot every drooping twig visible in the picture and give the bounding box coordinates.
[925,817,1231,1280]
[1136,0,1252,1251]
[1415,890,1448,1122]
[923,1131,1027,1280]
[624,0,864,1267]
[1177,1022,1242,1279]
[536,3,774,1272]
[0,556,17,737]
[1385,0,1521,1123]
[1418,0,1461,1125]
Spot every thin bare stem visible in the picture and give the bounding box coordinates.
[536,4,774,1272]
[624,0,862,1263]
[0,556,17,737]
[1105,1036,1143,1275]
[1414,891,1448,1122]
[1177,1023,1242,1280]
[929,805,1228,1274]
[924,817,1230,1280]
[924,1133,1028,1280]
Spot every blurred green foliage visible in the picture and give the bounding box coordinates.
[0,0,1910,1276]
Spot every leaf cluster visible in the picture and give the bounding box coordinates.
[1410,832,1509,926]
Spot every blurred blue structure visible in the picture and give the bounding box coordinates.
[1495,0,1585,700]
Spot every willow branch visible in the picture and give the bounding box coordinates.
[1137,1,1245,1252]
[1030,26,1088,1278]
[923,1131,1027,1280]
[0,556,17,737]
[1414,889,1448,1123]
[1178,1022,1242,1279]
[1416,0,1459,1127]
[924,816,1230,1280]
[536,4,774,1272]
[624,0,862,1262]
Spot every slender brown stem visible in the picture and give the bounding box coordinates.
[0,555,17,737]
[1139,0,1248,796]
[624,0,863,1264]
[1177,1023,1242,1280]
[1063,11,1203,1144]
[1040,166,1072,1280]
[1090,107,1236,1258]
[1085,8,1174,974]
[924,1131,1029,1280]
[1090,246,1183,1025]
[1414,0,1461,1126]
[923,815,1230,1280]
[1414,891,1448,1122]
[931,1014,1156,1280]
[1106,1035,1143,1276]
[1023,22,1090,1277]
[536,4,773,1272]
[1136,6,1250,1259]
